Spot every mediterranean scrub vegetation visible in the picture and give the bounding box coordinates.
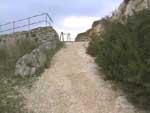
[87,10,150,110]
[0,38,38,113]
[0,37,63,113]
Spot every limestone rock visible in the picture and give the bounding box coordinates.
[75,18,110,41]
[75,0,150,41]
[112,0,150,21]
[14,27,60,77]
[75,32,89,42]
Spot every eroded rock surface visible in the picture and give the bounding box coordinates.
[112,0,150,21]
[0,27,60,77]
[75,0,150,41]
[15,27,60,77]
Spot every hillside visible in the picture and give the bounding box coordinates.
[112,0,150,21]
[86,1,150,112]
[75,0,150,41]
[0,27,63,113]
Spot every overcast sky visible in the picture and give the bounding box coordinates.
[0,0,123,40]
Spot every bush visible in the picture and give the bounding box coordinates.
[87,10,150,110]
[87,34,101,57]
[16,38,38,57]
[0,26,64,112]
[0,38,38,77]
[0,37,63,113]
[0,38,38,113]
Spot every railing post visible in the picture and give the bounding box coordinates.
[46,13,53,26]
[45,14,48,27]
[12,21,15,33]
[59,33,61,41]
[0,13,53,35]
[0,25,1,34]
[63,32,65,41]
[60,32,63,41]
[28,18,30,31]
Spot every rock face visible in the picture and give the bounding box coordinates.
[75,32,89,42]
[75,0,150,41]
[15,27,60,77]
[75,18,110,41]
[0,27,60,77]
[112,0,150,21]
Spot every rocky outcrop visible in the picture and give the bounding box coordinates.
[112,0,150,21]
[75,18,110,41]
[15,27,60,77]
[75,0,150,41]
[0,27,60,77]
[75,32,89,42]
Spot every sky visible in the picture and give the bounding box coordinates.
[0,0,123,40]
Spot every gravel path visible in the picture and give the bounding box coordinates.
[23,42,141,113]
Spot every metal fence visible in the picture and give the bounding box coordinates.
[0,13,53,35]
[60,32,72,42]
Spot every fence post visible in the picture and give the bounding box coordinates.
[12,21,15,33]
[0,25,1,35]
[45,14,48,27]
[28,18,30,31]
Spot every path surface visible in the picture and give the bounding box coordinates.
[23,42,140,113]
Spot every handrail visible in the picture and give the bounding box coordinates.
[46,13,54,23]
[0,13,53,35]
[60,32,72,42]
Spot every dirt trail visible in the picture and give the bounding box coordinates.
[23,42,140,113]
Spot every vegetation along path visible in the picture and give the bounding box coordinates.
[22,42,142,113]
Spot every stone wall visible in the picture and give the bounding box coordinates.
[0,27,61,77]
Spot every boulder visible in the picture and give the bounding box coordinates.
[12,27,60,77]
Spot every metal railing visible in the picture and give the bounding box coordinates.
[0,13,53,35]
[60,32,72,42]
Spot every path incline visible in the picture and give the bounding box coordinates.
[23,42,139,113]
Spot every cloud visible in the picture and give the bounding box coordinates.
[63,16,99,30]
[0,0,123,40]
[54,16,99,40]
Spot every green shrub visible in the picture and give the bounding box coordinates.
[87,34,101,57]
[44,41,64,68]
[0,38,38,113]
[0,31,63,113]
[16,38,38,57]
[88,10,150,110]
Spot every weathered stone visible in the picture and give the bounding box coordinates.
[75,0,150,41]
[75,32,89,42]
[0,27,60,77]
[75,18,110,41]
[112,0,150,21]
